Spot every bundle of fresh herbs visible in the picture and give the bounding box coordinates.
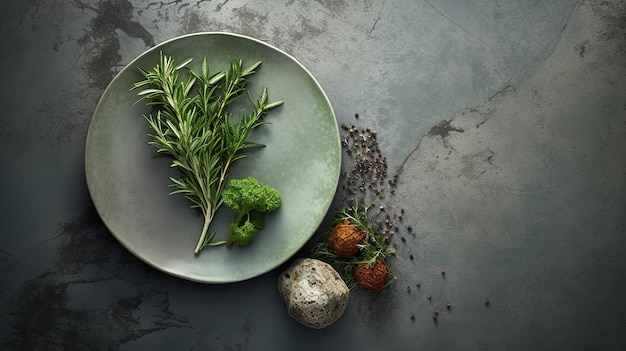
[131,52,283,254]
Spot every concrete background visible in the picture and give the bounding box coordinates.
[1,0,625,350]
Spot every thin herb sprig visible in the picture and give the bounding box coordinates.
[311,202,395,290]
[131,52,283,254]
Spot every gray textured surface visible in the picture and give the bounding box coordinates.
[1,0,625,350]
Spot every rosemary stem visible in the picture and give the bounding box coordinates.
[194,211,214,254]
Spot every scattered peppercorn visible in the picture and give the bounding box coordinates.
[409,254,414,260]
[441,269,446,275]
[411,315,415,321]
[485,299,490,306]
[434,310,439,316]
[446,303,451,309]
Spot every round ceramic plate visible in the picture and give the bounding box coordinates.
[85,32,340,283]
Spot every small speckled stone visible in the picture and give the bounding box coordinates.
[278,258,350,329]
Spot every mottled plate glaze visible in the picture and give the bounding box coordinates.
[85,32,340,283]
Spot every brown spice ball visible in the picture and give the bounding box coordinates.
[328,219,366,258]
[355,260,390,292]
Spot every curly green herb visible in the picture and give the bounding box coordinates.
[222,176,281,247]
[131,52,283,254]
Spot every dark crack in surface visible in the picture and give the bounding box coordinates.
[4,208,190,351]
[55,206,137,275]
[78,0,154,89]
[144,0,187,11]
[214,0,230,12]
[427,119,464,139]
[8,279,90,351]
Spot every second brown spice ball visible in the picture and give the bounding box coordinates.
[355,260,390,292]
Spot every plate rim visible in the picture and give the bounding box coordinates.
[84,31,341,283]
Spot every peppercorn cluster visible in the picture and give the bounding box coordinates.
[339,121,392,203]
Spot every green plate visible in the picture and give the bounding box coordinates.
[85,32,340,283]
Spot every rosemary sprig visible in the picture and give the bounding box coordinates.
[131,52,283,254]
[311,201,395,290]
